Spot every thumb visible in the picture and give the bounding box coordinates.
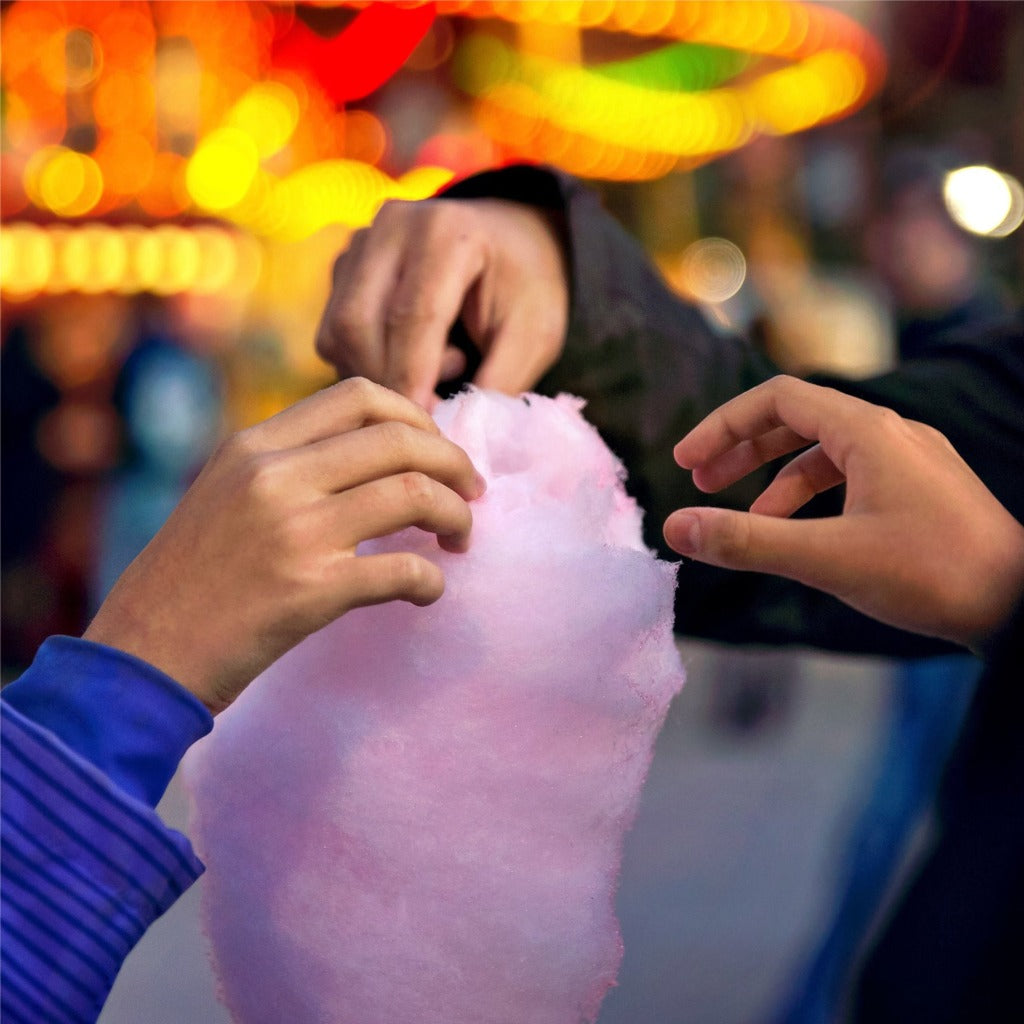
[664,507,855,593]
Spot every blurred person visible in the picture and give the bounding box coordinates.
[314,164,1024,1020]
[92,297,222,609]
[2,296,135,673]
[865,147,1010,360]
[1,377,485,1024]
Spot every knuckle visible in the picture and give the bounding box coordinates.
[400,471,436,510]
[376,198,411,223]
[239,451,287,503]
[384,294,440,331]
[769,374,802,400]
[337,375,379,403]
[313,325,334,360]
[216,427,261,464]
[913,419,953,449]
[330,293,376,341]
[872,405,907,435]
[329,245,352,284]
[391,551,427,588]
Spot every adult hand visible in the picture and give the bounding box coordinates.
[663,375,1024,649]
[315,197,569,409]
[84,378,485,713]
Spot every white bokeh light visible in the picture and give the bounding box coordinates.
[943,165,1024,237]
[679,237,747,303]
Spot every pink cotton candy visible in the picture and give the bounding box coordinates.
[184,388,685,1024]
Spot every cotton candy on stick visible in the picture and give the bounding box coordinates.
[184,388,685,1024]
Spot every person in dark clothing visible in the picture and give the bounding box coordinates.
[314,164,1024,1022]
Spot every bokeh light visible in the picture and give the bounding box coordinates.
[678,238,748,303]
[943,166,1024,238]
[3,0,887,237]
[0,223,55,298]
[186,128,261,211]
[449,0,885,177]
[25,146,105,217]
[1,223,261,298]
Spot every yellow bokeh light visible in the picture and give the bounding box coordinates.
[397,165,456,199]
[150,226,201,294]
[0,224,255,297]
[192,227,239,294]
[55,226,129,294]
[186,127,260,211]
[1,224,55,298]
[129,229,165,291]
[227,82,301,159]
[31,147,105,217]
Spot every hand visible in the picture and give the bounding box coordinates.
[83,378,485,713]
[663,375,1024,649]
[315,197,569,409]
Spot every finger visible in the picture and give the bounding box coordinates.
[288,421,486,501]
[663,506,862,589]
[439,345,468,382]
[749,444,846,517]
[384,216,486,408]
[472,315,564,395]
[243,377,439,451]
[332,472,474,552]
[674,376,867,472]
[314,225,404,382]
[689,425,811,493]
[329,551,446,611]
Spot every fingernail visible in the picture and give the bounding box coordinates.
[474,471,488,496]
[670,513,700,555]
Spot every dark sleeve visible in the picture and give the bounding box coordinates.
[443,167,1024,657]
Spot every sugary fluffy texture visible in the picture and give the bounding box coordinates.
[184,388,685,1024]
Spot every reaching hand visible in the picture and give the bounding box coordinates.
[315,197,569,409]
[663,375,1024,649]
[84,378,485,713]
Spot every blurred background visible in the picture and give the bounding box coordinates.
[2,2,1022,1022]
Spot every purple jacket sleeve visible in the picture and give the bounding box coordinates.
[1,639,213,1023]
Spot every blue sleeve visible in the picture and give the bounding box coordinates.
[1,636,212,807]
[1,700,206,1023]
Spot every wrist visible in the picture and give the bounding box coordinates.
[962,518,1024,652]
[83,599,226,715]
